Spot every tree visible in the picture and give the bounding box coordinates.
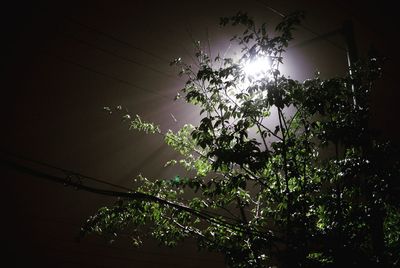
[83,12,399,267]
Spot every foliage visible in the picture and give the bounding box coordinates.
[88,12,399,267]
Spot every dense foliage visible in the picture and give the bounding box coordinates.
[86,12,399,267]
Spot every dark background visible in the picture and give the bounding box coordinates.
[2,1,398,267]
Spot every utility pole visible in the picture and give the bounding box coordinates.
[342,20,358,68]
[290,19,359,104]
[342,20,358,106]
[289,19,359,72]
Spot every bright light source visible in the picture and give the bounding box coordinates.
[242,56,271,78]
[224,55,273,102]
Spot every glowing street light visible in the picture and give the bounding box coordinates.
[242,56,271,78]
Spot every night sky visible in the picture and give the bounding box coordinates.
[2,0,399,267]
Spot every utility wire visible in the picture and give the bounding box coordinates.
[255,0,347,51]
[66,17,171,64]
[1,153,277,240]
[0,151,233,223]
[256,2,285,17]
[50,53,172,100]
[67,15,213,72]
[288,28,344,50]
[1,156,210,221]
[60,31,180,81]
[0,150,131,191]
[2,157,227,227]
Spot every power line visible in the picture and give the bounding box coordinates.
[66,17,171,64]
[66,15,218,72]
[255,0,347,51]
[50,53,173,100]
[0,150,131,191]
[288,28,344,51]
[59,5,347,102]
[60,31,180,81]
[1,152,276,239]
[256,1,285,17]
[0,153,227,223]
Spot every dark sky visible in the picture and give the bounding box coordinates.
[2,0,398,267]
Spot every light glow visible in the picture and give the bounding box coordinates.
[242,56,271,78]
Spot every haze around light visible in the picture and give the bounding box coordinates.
[242,56,271,78]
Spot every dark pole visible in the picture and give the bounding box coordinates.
[342,20,358,68]
[344,20,387,265]
[342,20,358,106]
